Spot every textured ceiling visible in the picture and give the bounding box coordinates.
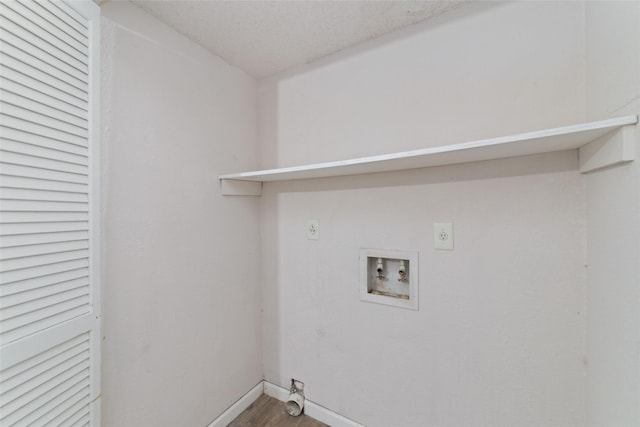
[130,0,469,79]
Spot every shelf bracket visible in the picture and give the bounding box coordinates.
[221,179,262,196]
[579,124,636,174]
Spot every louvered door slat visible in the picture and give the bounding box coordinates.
[7,1,88,48]
[1,1,88,57]
[0,162,88,184]
[1,230,89,247]
[0,147,89,175]
[0,211,89,224]
[1,1,100,424]
[1,102,88,139]
[0,258,89,286]
[0,231,89,254]
[0,221,89,236]
[0,175,88,194]
[1,125,88,156]
[0,16,88,84]
[0,297,90,342]
[33,386,90,427]
[36,1,88,43]
[1,275,88,307]
[0,248,89,272]
[0,113,87,147]
[0,66,88,111]
[1,240,89,261]
[1,285,90,323]
[0,203,89,217]
[44,390,91,426]
[0,346,88,403]
[1,76,87,120]
[1,334,86,381]
[0,187,88,203]
[0,52,87,105]
[2,290,91,337]
[50,1,88,29]
[1,89,88,129]
[2,139,88,166]
[1,268,88,297]
[71,414,91,427]
[0,150,88,175]
[2,364,90,424]
[1,289,90,335]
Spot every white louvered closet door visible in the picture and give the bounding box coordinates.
[0,1,100,425]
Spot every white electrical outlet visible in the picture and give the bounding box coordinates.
[434,222,453,250]
[307,219,319,240]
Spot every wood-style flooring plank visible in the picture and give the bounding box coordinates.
[228,394,273,427]
[227,394,328,427]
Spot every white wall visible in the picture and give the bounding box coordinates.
[259,2,588,426]
[585,2,640,426]
[96,1,640,425]
[100,3,261,426]
[258,2,585,170]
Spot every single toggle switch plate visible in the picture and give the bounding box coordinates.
[307,219,319,240]
[434,222,453,250]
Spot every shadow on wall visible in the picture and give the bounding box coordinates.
[263,149,579,195]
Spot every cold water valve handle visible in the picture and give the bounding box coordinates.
[376,258,384,279]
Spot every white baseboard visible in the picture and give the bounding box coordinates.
[207,382,264,427]
[262,381,290,401]
[263,381,364,427]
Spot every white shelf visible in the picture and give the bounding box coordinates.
[220,115,638,195]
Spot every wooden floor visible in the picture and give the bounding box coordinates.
[228,394,328,427]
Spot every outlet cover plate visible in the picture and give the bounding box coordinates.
[434,222,453,250]
[307,219,319,240]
